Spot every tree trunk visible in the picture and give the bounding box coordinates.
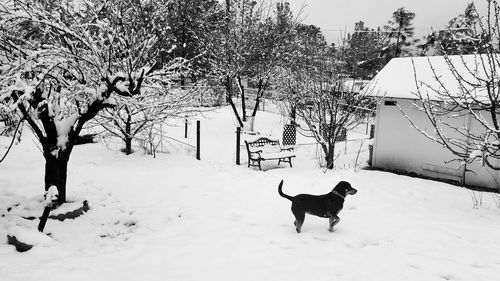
[224,75,244,128]
[124,108,133,155]
[324,142,335,170]
[290,105,296,125]
[236,76,246,121]
[251,79,264,117]
[125,137,133,155]
[44,153,70,205]
[252,96,261,117]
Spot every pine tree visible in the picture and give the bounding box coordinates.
[164,0,223,82]
[383,7,416,57]
[343,22,387,79]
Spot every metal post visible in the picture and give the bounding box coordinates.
[38,207,51,232]
[185,117,188,138]
[196,120,200,160]
[236,127,241,165]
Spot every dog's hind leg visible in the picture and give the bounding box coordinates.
[292,208,305,233]
[328,215,340,232]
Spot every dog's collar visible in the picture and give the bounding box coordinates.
[332,190,345,199]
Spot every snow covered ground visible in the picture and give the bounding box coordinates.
[1,106,500,281]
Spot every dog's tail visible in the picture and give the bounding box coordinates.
[278,180,293,201]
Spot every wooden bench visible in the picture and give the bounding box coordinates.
[244,137,296,170]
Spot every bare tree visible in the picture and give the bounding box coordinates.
[97,87,200,155]
[280,53,374,170]
[404,0,500,175]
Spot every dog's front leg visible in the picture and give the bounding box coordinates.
[328,216,340,232]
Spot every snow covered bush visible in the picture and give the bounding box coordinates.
[0,0,186,204]
[97,86,201,155]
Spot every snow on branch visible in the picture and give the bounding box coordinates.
[0,0,188,157]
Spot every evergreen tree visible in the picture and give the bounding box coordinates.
[343,21,387,79]
[383,7,416,57]
[164,0,223,81]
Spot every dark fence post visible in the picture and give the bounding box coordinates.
[185,117,188,138]
[196,121,200,160]
[236,127,241,165]
[368,124,375,166]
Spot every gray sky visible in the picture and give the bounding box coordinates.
[286,0,488,44]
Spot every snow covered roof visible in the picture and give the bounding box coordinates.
[361,54,499,101]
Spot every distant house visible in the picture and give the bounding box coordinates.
[363,55,500,190]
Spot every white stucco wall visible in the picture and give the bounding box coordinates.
[373,98,499,190]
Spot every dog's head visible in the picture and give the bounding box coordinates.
[333,181,357,196]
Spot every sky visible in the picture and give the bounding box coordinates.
[286,0,489,44]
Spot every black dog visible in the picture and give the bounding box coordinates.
[278,180,357,233]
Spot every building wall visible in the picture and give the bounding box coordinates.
[464,113,500,188]
[373,98,499,190]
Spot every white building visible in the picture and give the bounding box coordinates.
[363,55,500,190]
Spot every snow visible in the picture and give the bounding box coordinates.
[115,81,129,95]
[1,106,500,281]
[362,54,500,101]
[43,186,58,206]
[469,149,482,159]
[7,227,55,248]
[260,151,295,159]
[54,113,79,151]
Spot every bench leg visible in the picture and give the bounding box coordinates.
[289,157,293,167]
[258,160,262,170]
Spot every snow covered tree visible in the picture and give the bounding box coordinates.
[288,72,373,170]
[418,2,485,56]
[0,0,185,204]
[279,40,374,169]
[408,0,500,173]
[89,0,197,155]
[97,87,199,155]
[212,0,296,128]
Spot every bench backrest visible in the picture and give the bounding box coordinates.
[245,137,280,152]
